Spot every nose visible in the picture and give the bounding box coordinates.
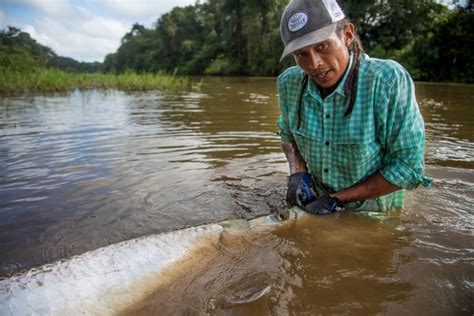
[308,50,323,71]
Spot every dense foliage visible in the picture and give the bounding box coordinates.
[2,1,473,83]
[0,27,187,94]
[104,0,473,82]
[0,26,101,73]
[103,0,294,76]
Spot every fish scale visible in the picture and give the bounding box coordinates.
[0,207,306,315]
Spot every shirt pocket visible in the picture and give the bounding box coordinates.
[332,129,383,185]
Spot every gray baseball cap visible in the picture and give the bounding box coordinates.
[280,0,345,61]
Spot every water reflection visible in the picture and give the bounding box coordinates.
[155,77,281,167]
[0,80,473,314]
[123,213,415,315]
[0,82,286,276]
[417,83,474,168]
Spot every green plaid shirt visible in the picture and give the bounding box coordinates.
[277,53,432,211]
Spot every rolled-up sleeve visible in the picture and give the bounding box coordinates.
[277,76,295,143]
[379,69,432,190]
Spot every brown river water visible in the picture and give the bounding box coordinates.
[0,77,473,314]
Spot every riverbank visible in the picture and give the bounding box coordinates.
[0,69,189,95]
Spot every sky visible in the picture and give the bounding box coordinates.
[0,0,197,62]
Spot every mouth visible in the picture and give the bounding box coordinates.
[312,69,331,80]
[311,68,332,82]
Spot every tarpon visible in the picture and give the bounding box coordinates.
[0,207,306,315]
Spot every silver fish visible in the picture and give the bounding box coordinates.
[0,207,306,315]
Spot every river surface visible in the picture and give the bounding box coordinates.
[0,78,473,314]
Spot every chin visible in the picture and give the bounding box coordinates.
[312,78,337,89]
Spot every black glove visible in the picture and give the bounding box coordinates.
[286,172,316,208]
[304,195,345,215]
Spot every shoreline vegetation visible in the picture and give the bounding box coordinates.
[1,1,472,96]
[0,69,189,95]
[2,68,473,97]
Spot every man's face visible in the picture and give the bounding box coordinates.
[293,26,352,95]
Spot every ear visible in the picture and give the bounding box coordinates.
[343,23,355,47]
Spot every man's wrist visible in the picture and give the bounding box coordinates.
[330,193,345,204]
[290,166,307,174]
[304,195,345,215]
[282,141,307,174]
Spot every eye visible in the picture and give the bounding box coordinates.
[294,51,308,59]
[316,42,329,52]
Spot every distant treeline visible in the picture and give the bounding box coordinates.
[2,1,473,83]
[0,27,187,94]
[0,27,101,73]
[103,0,473,82]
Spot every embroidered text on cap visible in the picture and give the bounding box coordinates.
[288,12,308,32]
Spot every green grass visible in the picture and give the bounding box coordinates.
[0,69,189,95]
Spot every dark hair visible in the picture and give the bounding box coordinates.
[336,18,364,116]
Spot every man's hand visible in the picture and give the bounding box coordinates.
[304,195,345,215]
[286,172,317,208]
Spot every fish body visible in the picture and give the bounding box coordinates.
[0,207,305,315]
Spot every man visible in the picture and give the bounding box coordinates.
[277,0,432,215]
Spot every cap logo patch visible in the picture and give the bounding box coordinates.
[288,12,308,32]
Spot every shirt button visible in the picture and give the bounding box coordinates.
[324,168,329,173]
[325,141,330,146]
[325,114,330,119]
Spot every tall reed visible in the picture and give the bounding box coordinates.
[0,69,189,95]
